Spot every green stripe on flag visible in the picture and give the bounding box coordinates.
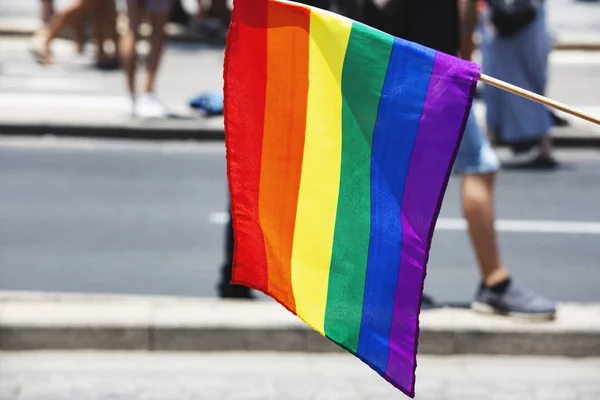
[324,22,394,352]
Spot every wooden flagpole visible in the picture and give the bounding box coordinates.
[479,74,600,127]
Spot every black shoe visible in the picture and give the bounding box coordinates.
[95,57,121,71]
[218,284,255,299]
[524,154,560,170]
[421,293,436,309]
[509,139,537,155]
[550,111,570,127]
[472,281,556,321]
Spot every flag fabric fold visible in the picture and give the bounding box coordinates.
[224,0,480,397]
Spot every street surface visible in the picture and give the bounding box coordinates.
[1,138,599,303]
[0,0,599,304]
[1,352,599,399]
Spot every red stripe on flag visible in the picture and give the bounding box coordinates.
[224,0,269,291]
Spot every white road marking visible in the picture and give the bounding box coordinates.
[209,212,231,225]
[436,218,600,235]
[208,212,600,235]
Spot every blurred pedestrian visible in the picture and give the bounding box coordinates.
[90,0,120,70]
[193,0,230,41]
[332,0,556,319]
[120,0,173,118]
[40,0,55,26]
[32,0,87,64]
[459,0,480,60]
[481,0,559,168]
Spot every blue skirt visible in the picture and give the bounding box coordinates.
[481,4,552,143]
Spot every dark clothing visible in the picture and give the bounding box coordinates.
[333,0,461,56]
[217,205,253,298]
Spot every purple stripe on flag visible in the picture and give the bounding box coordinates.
[384,52,480,396]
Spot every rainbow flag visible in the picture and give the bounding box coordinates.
[224,0,479,397]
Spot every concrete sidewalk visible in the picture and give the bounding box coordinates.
[1,291,599,356]
[1,352,599,399]
[1,34,600,146]
[2,98,599,147]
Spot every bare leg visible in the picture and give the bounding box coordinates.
[460,31,475,61]
[91,0,107,62]
[73,10,86,54]
[538,135,554,158]
[91,0,119,64]
[461,173,509,286]
[458,0,477,61]
[39,0,88,64]
[41,0,55,25]
[120,1,141,96]
[104,0,120,57]
[143,11,169,94]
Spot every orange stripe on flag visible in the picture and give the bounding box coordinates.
[259,3,311,312]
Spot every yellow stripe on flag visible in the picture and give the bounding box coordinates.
[291,10,352,333]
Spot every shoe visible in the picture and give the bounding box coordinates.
[218,284,255,300]
[135,93,169,119]
[95,57,121,71]
[550,110,570,127]
[524,154,560,170]
[472,281,556,321]
[128,96,137,117]
[508,139,537,155]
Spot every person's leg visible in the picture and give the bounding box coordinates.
[458,0,478,61]
[462,172,509,286]
[104,0,120,49]
[91,0,107,62]
[134,0,171,118]
[36,0,88,64]
[91,0,120,68]
[455,110,556,319]
[73,8,86,54]
[144,7,170,94]
[120,0,141,110]
[41,0,55,26]
[456,111,508,285]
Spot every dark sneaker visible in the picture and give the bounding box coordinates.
[472,282,556,321]
[218,283,255,300]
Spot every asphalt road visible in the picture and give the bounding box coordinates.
[1,138,599,304]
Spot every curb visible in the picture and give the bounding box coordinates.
[2,123,599,148]
[0,122,225,142]
[1,291,599,356]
